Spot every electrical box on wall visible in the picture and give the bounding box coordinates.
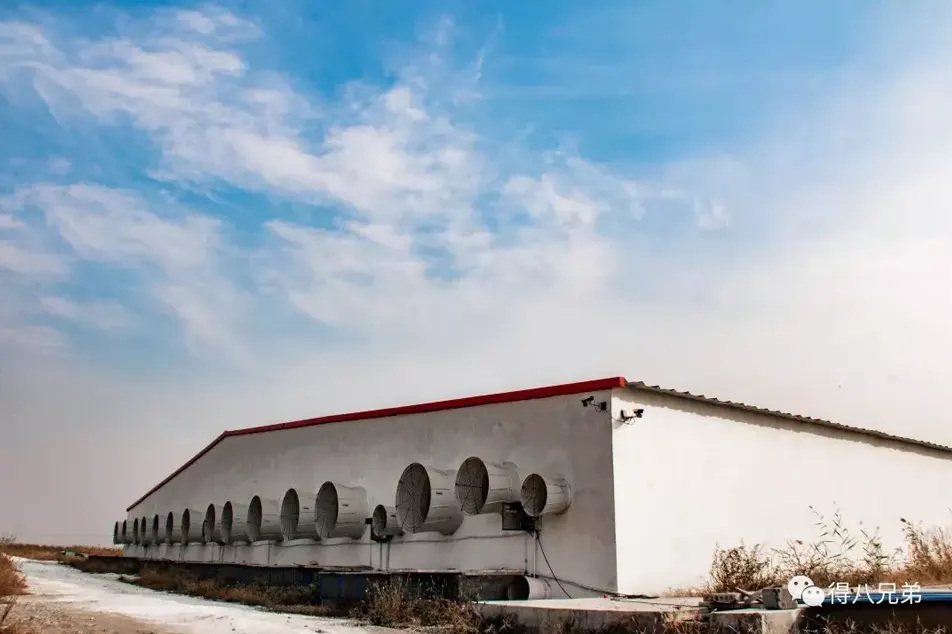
[501,501,535,532]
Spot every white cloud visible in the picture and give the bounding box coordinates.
[39,296,130,330]
[3,3,952,546]
[8,183,244,356]
[0,241,68,277]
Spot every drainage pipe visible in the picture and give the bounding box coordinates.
[280,487,318,541]
[247,495,282,542]
[520,473,571,517]
[180,508,204,545]
[220,501,249,544]
[316,481,369,540]
[454,457,520,515]
[395,463,464,535]
[507,576,555,600]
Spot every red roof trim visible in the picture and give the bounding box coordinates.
[126,376,627,511]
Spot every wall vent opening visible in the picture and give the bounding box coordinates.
[221,502,234,544]
[165,512,175,544]
[454,457,520,515]
[395,463,464,535]
[520,473,571,517]
[248,496,263,541]
[371,504,402,540]
[316,481,368,540]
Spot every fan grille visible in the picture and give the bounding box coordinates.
[281,489,300,540]
[248,496,263,541]
[521,474,549,517]
[396,463,432,532]
[221,502,234,544]
[315,482,339,538]
[455,457,490,514]
[165,512,174,544]
[371,504,389,538]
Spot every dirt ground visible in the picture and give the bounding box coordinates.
[6,593,181,634]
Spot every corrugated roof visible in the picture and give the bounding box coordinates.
[626,381,952,455]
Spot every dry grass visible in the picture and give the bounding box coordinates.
[0,552,31,634]
[705,509,952,594]
[116,567,353,617]
[0,535,121,562]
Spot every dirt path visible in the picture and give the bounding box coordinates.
[7,593,180,633]
[9,558,391,634]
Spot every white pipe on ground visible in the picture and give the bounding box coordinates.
[247,495,282,542]
[181,508,204,545]
[221,501,249,544]
[165,511,183,544]
[520,473,571,517]
[280,487,318,541]
[454,457,521,515]
[316,481,369,540]
[507,576,555,600]
[371,504,402,539]
[395,463,464,535]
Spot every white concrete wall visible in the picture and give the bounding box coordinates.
[126,390,619,595]
[610,387,952,595]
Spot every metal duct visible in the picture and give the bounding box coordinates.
[113,522,120,545]
[395,463,464,535]
[315,481,369,540]
[247,495,282,542]
[202,503,224,544]
[454,457,520,515]
[165,511,183,544]
[280,487,318,541]
[507,576,555,600]
[371,504,402,539]
[150,514,163,545]
[520,473,571,517]
[221,501,249,544]
[181,508,204,545]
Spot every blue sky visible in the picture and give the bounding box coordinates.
[3,0,952,543]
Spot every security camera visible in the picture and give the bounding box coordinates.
[581,396,595,407]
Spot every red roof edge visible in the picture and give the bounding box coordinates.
[126,376,627,511]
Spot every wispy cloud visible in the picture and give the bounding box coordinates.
[3,1,952,545]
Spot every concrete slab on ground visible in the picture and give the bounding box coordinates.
[477,597,804,634]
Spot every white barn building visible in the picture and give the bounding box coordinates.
[115,377,952,596]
